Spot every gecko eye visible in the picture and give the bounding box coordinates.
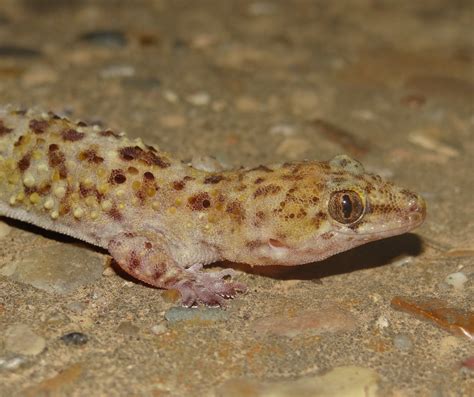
[328,190,365,224]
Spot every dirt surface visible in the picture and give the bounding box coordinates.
[0,1,473,396]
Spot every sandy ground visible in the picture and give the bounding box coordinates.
[0,1,473,396]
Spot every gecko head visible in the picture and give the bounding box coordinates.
[241,155,426,266]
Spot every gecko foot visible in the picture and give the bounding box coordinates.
[175,265,247,307]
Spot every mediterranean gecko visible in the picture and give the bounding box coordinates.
[0,106,426,306]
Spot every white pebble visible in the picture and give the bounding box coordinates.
[163,90,179,103]
[393,334,413,351]
[444,272,468,290]
[186,91,210,106]
[269,123,296,137]
[151,324,167,335]
[375,315,389,330]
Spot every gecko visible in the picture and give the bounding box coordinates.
[0,106,426,306]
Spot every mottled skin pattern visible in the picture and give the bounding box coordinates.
[0,106,426,306]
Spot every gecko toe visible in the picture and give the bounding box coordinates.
[173,267,246,307]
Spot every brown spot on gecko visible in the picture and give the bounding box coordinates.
[128,251,141,271]
[108,205,123,221]
[99,129,120,138]
[14,135,26,147]
[59,202,71,216]
[246,240,263,249]
[0,120,13,136]
[253,184,282,198]
[142,150,170,168]
[18,153,31,172]
[225,200,245,223]
[119,146,170,168]
[127,166,139,174]
[173,180,185,190]
[144,242,153,250]
[29,119,49,134]
[37,183,51,196]
[321,232,334,240]
[254,210,266,227]
[254,177,265,184]
[119,146,140,161]
[188,192,212,211]
[312,211,327,228]
[143,172,155,181]
[204,174,224,184]
[76,121,88,127]
[78,149,104,164]
[48,145,68,179]
[61,128,85,141]
[109,169,127,184]
[79,183,103,201]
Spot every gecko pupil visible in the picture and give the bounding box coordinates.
[342,194,352,218]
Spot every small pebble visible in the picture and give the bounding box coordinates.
[393,334,413,351]
[102,266,116,277]
[5,324,46,356]
[60,332,89,346]
[163,90,179,103]
[5,244,104,294]
[0,45,42,58]
[0,356,26,370]
[252,306,357,337]
[218,366,379,397]
[444,272,468,290]
[100,65,135,79]
[150,324,167,335]
[375,315,389,330]
[79,30,127,47]
[116,321,140,336]
[186,91,211,106]
[269,123,296,137]
[164,307,229,323]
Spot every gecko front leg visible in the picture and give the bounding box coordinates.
[108,233,246,307]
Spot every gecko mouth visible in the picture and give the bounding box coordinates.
[338,210,426,239]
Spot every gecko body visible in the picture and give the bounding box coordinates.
[0,106,426,306]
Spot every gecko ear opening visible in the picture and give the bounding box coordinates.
[268,239,290,259]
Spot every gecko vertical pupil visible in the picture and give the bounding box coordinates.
[328,190,364,224]
[342,194,352,219]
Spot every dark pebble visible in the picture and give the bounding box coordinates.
[60,332,89,346]
[79,30,127,48]
[0,45,42,58]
